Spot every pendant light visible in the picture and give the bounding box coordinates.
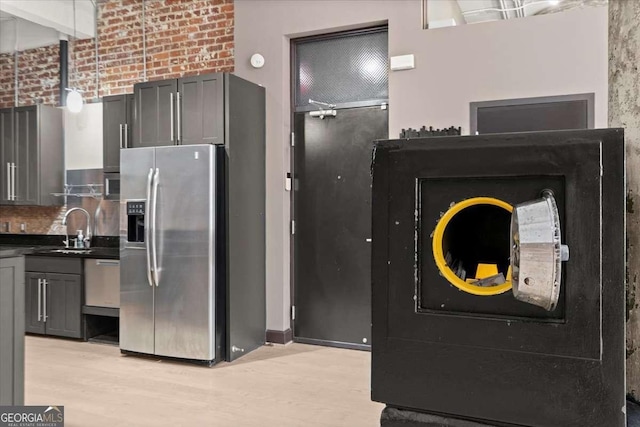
[67,0,84,113]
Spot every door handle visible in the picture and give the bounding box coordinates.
[124,123,129,148]
[96,259,120,266]
[170,92,175,143]
[37,278,42,321]
[151,168,160,286]
[176,92,181,144]
[145,168,154,287]
[119,124,123,149]
[42,279,47,322]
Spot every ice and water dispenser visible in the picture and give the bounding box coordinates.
[126,201,145,243]
[371,129,626,426]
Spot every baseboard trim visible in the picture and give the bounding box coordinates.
[266,329,293,344]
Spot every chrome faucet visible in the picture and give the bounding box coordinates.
[62,207,92,248]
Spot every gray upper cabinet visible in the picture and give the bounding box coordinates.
[103,94,134,172]
[179,74,224,145]
[0,109,13,202]
[132,73,227,148]
[133,79,177,148]
[0,105,63,206]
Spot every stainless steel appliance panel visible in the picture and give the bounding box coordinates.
[120,148,155,355]
[84,259,120,308]
[152,145,216,360]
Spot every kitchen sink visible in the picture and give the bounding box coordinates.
[51,249,93,255]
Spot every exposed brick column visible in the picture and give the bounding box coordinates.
[609,0,640,401]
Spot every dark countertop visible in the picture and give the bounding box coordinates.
[0,234,119,260]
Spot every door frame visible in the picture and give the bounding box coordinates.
[289,25,389,349]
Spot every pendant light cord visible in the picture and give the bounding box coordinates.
[72,0,77,90]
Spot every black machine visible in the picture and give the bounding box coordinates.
[371,129,625,426]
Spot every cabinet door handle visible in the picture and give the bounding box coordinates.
[42,279,47,322]
[5,162,9,200]
[176,92,181,144]
[170,92,175,143]
[119,124,123,149]
[11,163,15,201]
[37,278,42,321]
[124,123,129,148]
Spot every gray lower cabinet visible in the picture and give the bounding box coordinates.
[0,255,25,405]
[25,257,83,339]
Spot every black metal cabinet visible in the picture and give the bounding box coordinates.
[24,257,83,339]
[103,94,134,172]
[0,105,63,206]
[132,73,226,147]
[371,129,625,427]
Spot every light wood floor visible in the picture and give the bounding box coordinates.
[24,336,383,426]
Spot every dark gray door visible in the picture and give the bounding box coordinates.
[178,74,224,145]
[293,106,388,347]
[44,273,82,338]
[134,80,177,148]
[0,108,13,204]
[24,273,45,335]
[103,95,127,172]
[14,107,38,205]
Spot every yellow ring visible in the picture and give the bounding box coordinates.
[432,197,513,296]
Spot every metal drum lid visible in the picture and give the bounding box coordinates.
[510,191,569,311]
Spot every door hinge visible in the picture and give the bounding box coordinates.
[285,173,292,191]
[291,305,296,321]
[290,132,295,147]
[291,220,296,235]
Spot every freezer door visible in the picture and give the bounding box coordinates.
[152,145,217,361]
[119,147,156,355]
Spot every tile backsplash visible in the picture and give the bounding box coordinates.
[0,168,119,237]
[0,205,65,234]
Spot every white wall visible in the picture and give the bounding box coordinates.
[390,6,608,134]
[64,102,102,170]
[234,0,609,332]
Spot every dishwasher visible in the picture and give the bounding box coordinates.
[84,259,120,308]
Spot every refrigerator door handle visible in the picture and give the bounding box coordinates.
[37,278,42,321]
[145,168,155,287]
[151,168,160,286]
[170,93,175,143]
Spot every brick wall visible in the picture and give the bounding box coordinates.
[0,0,234,108]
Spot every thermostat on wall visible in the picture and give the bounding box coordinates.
[251,53,265,68]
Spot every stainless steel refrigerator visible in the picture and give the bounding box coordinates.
[119,144,226,364]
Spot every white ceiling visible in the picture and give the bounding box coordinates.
[0,0,95,54]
